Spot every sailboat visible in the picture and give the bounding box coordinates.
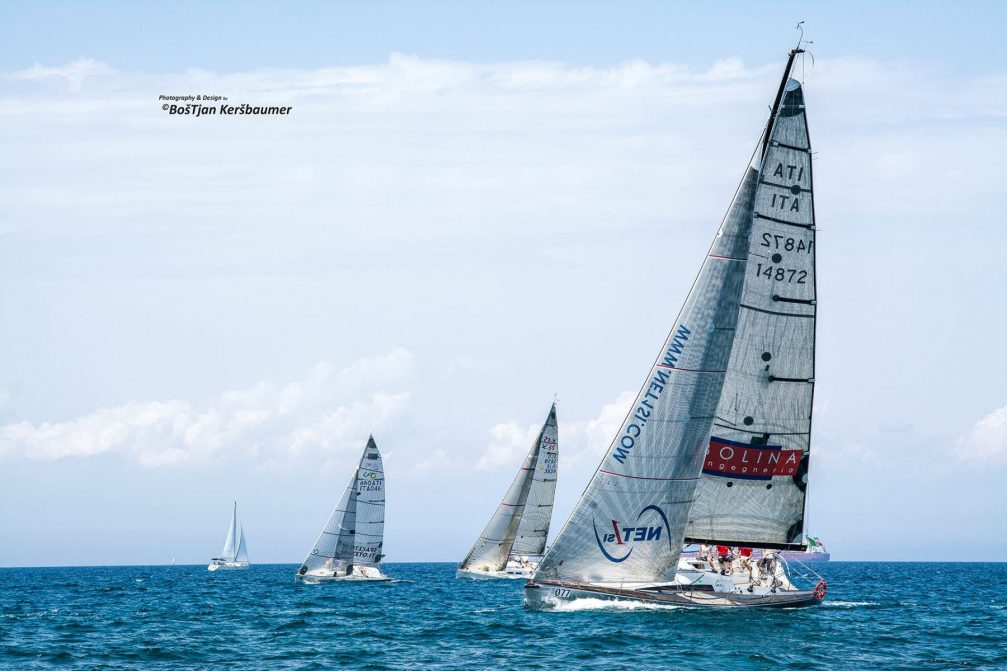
[295,436,390,582]
[208,501,250,571]
[525,46,828,609]
[457,403,559,579]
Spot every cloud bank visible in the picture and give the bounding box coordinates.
[956,405,1007,465]
[0,348,412,467]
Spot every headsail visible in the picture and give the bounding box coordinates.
[459,404,556,572]
[512,404,559,557]
[235,525,250,563]
[686,68,816,550]
[351,437,385,566]
[534,164,759,584]
[299,453,360,575]
[219,501,238,560]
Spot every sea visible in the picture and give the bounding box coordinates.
[1,562,1004,670]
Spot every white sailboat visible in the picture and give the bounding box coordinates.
[295,436,390,582]
[208,501,250,571]
[526,45,828,609]
[457,404,558,580]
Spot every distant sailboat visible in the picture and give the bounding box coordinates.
[457,403,558,579]
[296,436,390,582]
[208,501,250,571]
[526,44,827,609]
[780,535,830,563]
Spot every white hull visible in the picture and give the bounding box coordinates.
[526,557,825,609]
[207,561,249,571]
[456,567,535,580]
[296,565,390,583]
[457,558,539,580]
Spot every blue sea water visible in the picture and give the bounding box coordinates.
[1,562,1004,670]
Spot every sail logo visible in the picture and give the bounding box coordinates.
[702,437,802,480]
[592,505,671,562]
[612,325,690,465]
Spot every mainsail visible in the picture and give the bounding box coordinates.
[685,74,817,550]
[299,437,385,574]
[351,438,386,566]
[460,404,558,572]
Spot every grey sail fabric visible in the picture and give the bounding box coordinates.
[535,167,759,584]
[511,404,559,557]
[351,438,385,566]
[686,79,816,549]
[299,450,361,574]
[459,408,551,572]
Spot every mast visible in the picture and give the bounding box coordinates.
[761,47,804,162]
[231,501,238,561]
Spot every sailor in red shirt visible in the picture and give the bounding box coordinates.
[738,547,754,580]
[716,545,732,575]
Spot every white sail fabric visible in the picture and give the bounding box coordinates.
[459,407,552,572]
[686,79,816,549]
[219,502,238,560]
[235,526,250,563]
[351,437,385,566]
[299,456,360,575]
[535,166,759,584]
[512,404,559,557]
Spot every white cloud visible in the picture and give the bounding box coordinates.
[475,390,635,472]
[5,58,118,91]
[5,52,1000,247]
[956,406,1007,465]
[0,349,412,467]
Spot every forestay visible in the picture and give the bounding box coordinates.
[512,405,559,557]
[686,79,816,550]
[535,166,759,584]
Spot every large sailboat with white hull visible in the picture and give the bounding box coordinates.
[296,436,390,582]
[208,501,250,571]
[458,403,559,579]
[526,45,827,609]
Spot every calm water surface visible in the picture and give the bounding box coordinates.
[2,562,1005,670]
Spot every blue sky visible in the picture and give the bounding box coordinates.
[1,1,1005,566]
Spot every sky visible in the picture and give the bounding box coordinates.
[1,1,1005,566]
